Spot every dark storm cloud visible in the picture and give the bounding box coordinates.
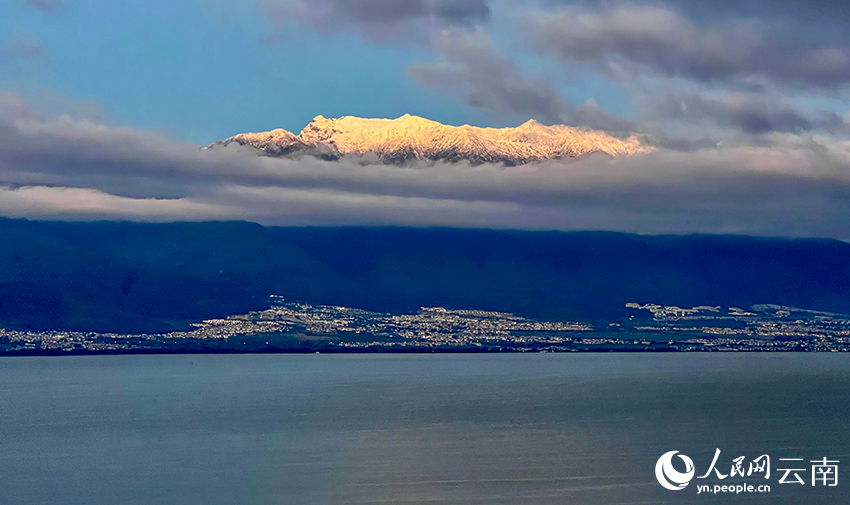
[572,99,637,133]
[649,91,849,135]
[525,3,850,89]
[433,0,490,25]
[4,92,850,239]
[252,0,849,138]
[259,0,490,44]
[521,1,850,137]
[549,0,850,26]
[407,29,640,133]
[408,29,571,124]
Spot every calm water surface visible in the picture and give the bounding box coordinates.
[1,353,848,504]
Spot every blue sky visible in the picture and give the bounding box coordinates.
[2,0,621,143]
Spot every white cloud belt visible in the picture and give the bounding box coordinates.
[2,93,850,238]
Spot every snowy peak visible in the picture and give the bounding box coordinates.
[206,114,651,165]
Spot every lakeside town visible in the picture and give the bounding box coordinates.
[2,296,849,355]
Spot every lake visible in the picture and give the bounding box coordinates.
[1,353,848,504]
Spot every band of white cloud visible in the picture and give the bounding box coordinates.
[2,92,850,239]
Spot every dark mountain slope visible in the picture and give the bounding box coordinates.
[1,219,848,332]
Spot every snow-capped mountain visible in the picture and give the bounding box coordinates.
[205,114,650,165]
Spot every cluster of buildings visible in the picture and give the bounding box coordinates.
[2,298,849,354]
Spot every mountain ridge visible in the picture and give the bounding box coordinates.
[205,114,651,165]
[1,218,849,333]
